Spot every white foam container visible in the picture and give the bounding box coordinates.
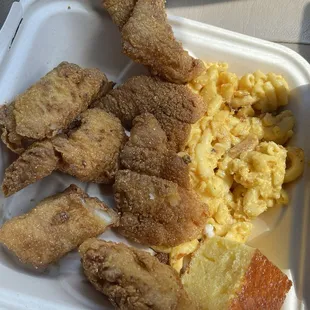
[0,0,309,309]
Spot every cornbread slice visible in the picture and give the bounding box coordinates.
[182,237,292,310]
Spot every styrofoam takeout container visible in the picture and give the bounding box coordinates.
[0,0,309,309]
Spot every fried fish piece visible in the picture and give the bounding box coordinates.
[100,75,206,151]
[0,104,33,154]
[121,113,190,188]
[103,0,204,83]
[114,170,208,247]
[2,108,126,197]
[53,108,126,184]
[0,62,112,153]
[2,140,59,197]
[79,239,195,310]
[0,185,118,269]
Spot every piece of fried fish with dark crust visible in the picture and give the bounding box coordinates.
[2,140,59,197]
[0,185,118,269]
[103,0,204,83]
[114,170,208,247]
[2,108,126,197]
[79,239,195,310]
[0,62,112,154]
[120,113,190,188]
[115,113,208,247]
[53,108,126,184]
[99,75,207,151]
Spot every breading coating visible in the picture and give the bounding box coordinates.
[2,108,126,196]
[0,104,31,154]
[100,75,206,151]
[103,0,204,83]
[121,113,190,188]
[102,0,136,29]
[79,239,195,310]
[114,170,208,247]
[0,185,118,269]
[0,62,112,153]
[2,140,59,197]
[53,108,126,183]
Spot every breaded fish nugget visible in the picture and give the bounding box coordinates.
[103,0,204,83]
[0,185,118,269]
[121,113,190,188]
[2,108,126,197]
[53,108,126,183]
[114,170,208,247]
[100,75,206,151]
[2,140,59,197]
[79,239,195,310]
[0,62,112,153]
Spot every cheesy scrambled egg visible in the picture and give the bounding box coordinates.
[184,63,304,244]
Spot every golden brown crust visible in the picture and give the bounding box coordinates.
[0,185,117,268]
[79,239,195,310]
[120,113,190,188]
[120,0,205,83]
[101,75,206,151]
[121,146,190,188]
[2,108,126,196]
[2,140,59,197]
[129,113,167,150]
[114,170,208,247]
[13,62,109,140]
[0,62,110,150]
[102,0,137,28]
[0,103,33,154]
[53,108,126,184]
[229,250,292,310]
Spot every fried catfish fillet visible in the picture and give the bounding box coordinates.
[0,62,112,153]
[114,170,208,247]
[103,0,204,83]
[2,108,125,197]
[2,140,59,197]
[79,239,195,310]
[0,185,118,269]
[99,75,206,151]
[121,113,190,188]
[53,108,126,183]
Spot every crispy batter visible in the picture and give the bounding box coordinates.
[0,62,111,152]
[121,113,190,188]
[2,108,126,196]
[100,75,206,151]
[0,185,118,269]
[158,113,192,151]
[79,239,194,310]
[128,112,167,150]
[114,170,208,247]
[0,104,25,154]
[53,108,126,183]
[102,0,136,28]
[121,147,190,188]
[2,140,59,197]
[103,0,204,83]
